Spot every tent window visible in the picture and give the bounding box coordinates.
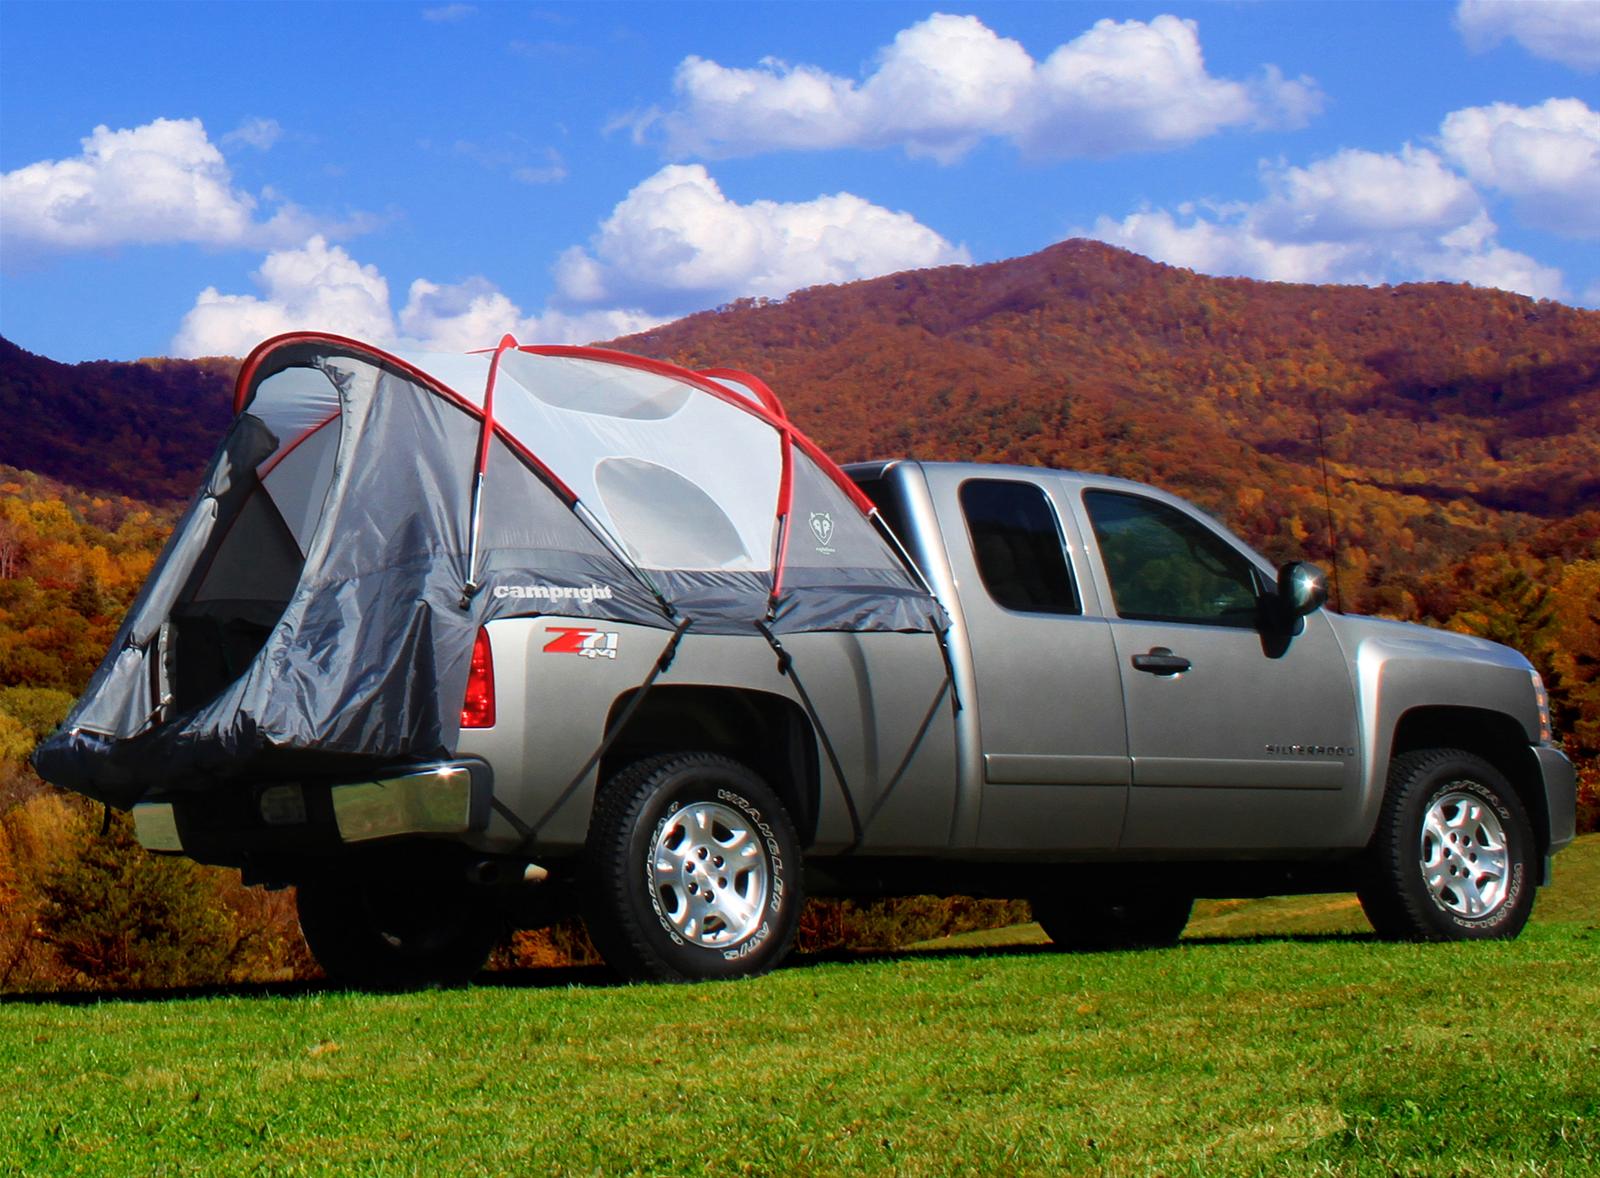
[250,365,342,444]
[502,353,692,421]
[595,456,749,569]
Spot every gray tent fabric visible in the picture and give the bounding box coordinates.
[34,334,944,808]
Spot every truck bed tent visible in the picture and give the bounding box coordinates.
[35,333,944,808]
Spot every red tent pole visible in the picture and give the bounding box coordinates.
[461,333,520,607]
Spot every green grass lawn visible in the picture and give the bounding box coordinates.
[4,836,1597,1176]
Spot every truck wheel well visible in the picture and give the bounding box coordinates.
[598,687,820,845]
[1389,706,1549,856]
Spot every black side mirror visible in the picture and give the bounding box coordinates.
[1277,561,1328,617]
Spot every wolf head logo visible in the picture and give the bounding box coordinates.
[809,512,834,548]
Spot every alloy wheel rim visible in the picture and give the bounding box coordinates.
[1419,788,1510,919]
[650,800,770,947]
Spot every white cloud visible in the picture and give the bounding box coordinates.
[1416,217,1570,295]
[221,117,284,151]
[648,12,1320,162]
[1457,0,1600,71]
[0,117,343,256]
[422,4,477,22]
[172,241,663,358]
[1438,98,1600,237]
[172,163,964,356]
[397,277,661,352]
[1254,146,1483,240]
[1087,206,1360,285]
[513,149,568,185]
[1086,145,1568,301]
[172,237,395,357]
[450,138,568,185]
[1020,17,1320,158]
[553,164,969,312]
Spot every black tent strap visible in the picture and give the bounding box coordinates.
[931,615,963,714]
[515,616,694,845]
[491,797,534,841]
[756,621,863,851]
[860,676,950,835]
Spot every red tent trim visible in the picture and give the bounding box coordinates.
[233,334,877,598]
[233,332,578,504]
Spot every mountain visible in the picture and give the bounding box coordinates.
[621,239,1598,507]
[608,240,1600,615]
[3,240,1599,604]
[0,338,236,503]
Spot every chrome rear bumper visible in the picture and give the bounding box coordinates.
[132,759,494,853]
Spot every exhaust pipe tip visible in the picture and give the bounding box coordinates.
[466,859,550,886]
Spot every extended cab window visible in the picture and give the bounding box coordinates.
[1083,490,1260,627]
[960,480,1080,615]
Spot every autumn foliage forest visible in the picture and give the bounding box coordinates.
[0,240,1596,989]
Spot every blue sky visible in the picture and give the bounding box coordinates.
[2,0,1596,363]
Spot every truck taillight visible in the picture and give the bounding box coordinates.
[461,628,496,729]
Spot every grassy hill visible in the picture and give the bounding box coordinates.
[3,835,1595,1175]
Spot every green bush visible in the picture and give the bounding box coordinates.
[0,713,30,765]
[0,685,75,742]
[1,794,314,993]
[1577,759,1599,836]
[32,808,237,990]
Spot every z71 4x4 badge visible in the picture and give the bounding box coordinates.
[543,627,619,660]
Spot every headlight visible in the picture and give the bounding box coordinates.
[1531,669,1552,743]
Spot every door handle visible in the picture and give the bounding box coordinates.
[1131,647,1191,676]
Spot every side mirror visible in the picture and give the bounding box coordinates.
[1277,561,1328,617]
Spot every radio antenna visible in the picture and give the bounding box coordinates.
[1313,390,1345,613]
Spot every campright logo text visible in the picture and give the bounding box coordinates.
[494,583,614,603]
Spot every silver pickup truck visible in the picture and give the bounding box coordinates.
[40,337,1572,987]
[146,458,1576,986]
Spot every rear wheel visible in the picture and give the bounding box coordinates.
[1031,887,1192,951]
[1358,748,1535,941]
[296,875,502,989]
[584,752,802,982]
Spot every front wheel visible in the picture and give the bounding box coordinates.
[296,875,503,989]
[584,753,803,982]
[1358,749,1536,941]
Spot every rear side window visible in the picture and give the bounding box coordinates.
[959,480,1080,615]
[1083,490,1260,627]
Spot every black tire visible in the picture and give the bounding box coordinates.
[296,875,503,989]
[1358,748,1536,942]
[1031,888,1193,951]
[585,752,803,982]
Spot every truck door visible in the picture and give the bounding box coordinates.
[929,472,1129,850]
[1074,487,1360,850]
